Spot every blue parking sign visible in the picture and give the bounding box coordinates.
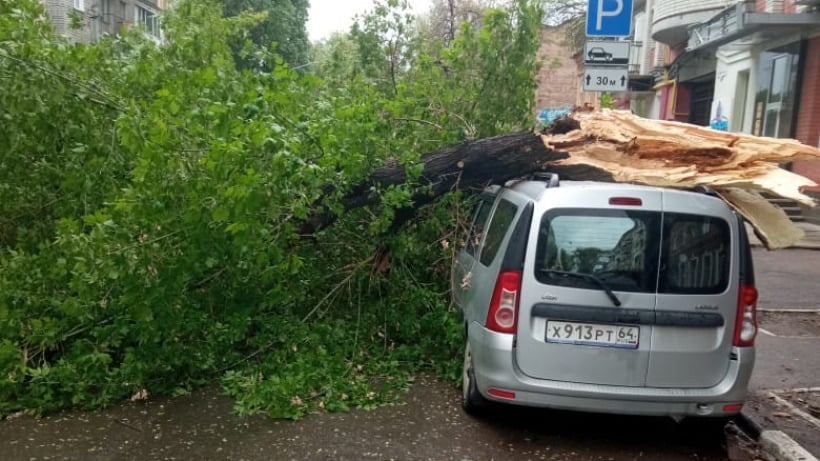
[586,0,633,37]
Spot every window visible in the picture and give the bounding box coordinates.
[100,0,111,21]
[74,0,84,11]
[136,5,160,38]
[534,210,731,295]
[753,42,803,138]
[768,55,788,104]
[535,209,660,293]
[465,200,492,257]
[479,199,518,266]
[659,214,730,294]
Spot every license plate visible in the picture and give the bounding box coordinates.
[546,321,639,349]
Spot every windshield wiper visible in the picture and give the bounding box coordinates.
[538,269,622,307]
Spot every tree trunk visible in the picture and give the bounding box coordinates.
[300,130,576,235]
[302,110,820,249]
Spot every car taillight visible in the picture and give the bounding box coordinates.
[733,284,758,347]
[486,270,521,334]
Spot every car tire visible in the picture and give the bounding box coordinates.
[462,341,489,415]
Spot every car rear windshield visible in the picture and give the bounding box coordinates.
[534,209,731,294]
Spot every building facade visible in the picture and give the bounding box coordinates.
[40,0,165,44]
[628,0,820,192]
[535,23,582,113]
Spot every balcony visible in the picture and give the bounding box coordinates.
[652,0,735,45]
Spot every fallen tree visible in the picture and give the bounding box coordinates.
[306,110,820,249]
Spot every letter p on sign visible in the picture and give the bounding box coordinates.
[586,0,633,37]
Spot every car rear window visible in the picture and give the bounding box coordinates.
[659,214,730,294]
[534,209,731,294]
[535,209,661,293]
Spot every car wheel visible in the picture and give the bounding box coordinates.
[462,341,489,415]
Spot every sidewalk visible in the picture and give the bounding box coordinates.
[737,229,820,461]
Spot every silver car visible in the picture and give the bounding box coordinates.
[452,175,758,420]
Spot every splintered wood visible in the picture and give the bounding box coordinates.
[541,110,820,249]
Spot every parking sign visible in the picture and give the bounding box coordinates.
[586,0,634,37]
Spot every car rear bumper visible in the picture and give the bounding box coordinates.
[468,323,755,418]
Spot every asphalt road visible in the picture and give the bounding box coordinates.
[1,248,817,461]
[745,248,820,458]
[0,377,729,461]
[753,247,820,312]
[750,248,820,392]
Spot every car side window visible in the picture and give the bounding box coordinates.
[479,199,518,266]
[465,199,493,257]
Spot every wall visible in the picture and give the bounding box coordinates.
[534,24,580,112]
[794,37,820,147]
[40,0,163,43]
[652,0,727,44]
[755,0,802,13]
[654,0,729,21]
[632,10,649,74]
[42,0,93,43]
[711,49,754,133]
[792,36,820,191]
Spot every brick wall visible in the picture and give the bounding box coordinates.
[534,25,580,111]
[756,0,787,12]
[793,37,820,191]
[42,0,93,43]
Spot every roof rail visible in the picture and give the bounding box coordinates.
[531,172,560,188]
[692,185,718,197]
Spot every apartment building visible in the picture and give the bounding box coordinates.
[40,0,165,43]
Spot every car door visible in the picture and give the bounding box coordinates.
[515,188,663,387]
[645,191,740,388]
[452,189,496,316]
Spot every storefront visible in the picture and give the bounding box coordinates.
[685,3,820,189]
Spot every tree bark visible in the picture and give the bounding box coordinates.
[300,130,579,235]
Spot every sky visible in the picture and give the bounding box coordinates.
[307,0,433,41]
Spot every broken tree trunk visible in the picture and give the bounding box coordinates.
[302,110,820,249]
[542,110,820,249]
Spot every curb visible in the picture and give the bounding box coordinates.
[759,431,819,461]
[737,407,764,437]
[739,407,819,461]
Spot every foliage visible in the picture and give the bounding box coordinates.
[309,32,359,85]
[542,0,585,55]
[222,0,310,70]
[542,0,585,26]
[0,0,542,419]
[417,0,492,47]
[600,92,615,109]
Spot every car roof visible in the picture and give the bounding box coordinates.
[501,179,723,205]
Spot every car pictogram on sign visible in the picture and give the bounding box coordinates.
[587,47,613,62]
